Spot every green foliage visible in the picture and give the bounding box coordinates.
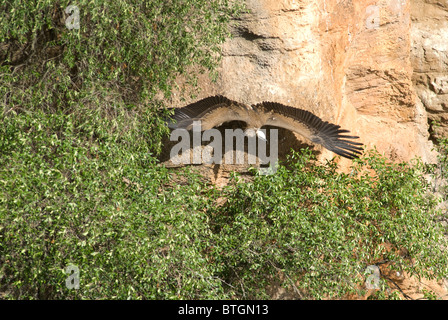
[0,110,229,299]
[208,149,448,299]
[1,0,447,301]
[0,0,242,154]
[1,112,447,299]
[421,288,439,300]
[0,0,243,299]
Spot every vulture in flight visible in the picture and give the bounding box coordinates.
[168,95,363,159]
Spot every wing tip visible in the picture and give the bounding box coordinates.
[331,142,364,159]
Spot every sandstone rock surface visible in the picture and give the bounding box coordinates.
[170,0,437,166]
[411,0,448,139]
[165,0,448,300]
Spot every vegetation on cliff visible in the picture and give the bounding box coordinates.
[1,0,447,299]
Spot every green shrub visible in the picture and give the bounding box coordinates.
[0,110,229,299]
[208,149,448,299]
[1,0,447,300]
[0,0,243,299]
[0,0,242,154]
[1,110,447,299]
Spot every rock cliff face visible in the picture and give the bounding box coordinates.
[411,0,448,140]
[166,0,448,299]
[171,0,437,164]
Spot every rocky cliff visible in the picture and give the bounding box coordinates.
[166,0,448,299]
[171,0,437,165]
[411,0,448,140]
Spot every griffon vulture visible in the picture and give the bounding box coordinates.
[168,95,363,159]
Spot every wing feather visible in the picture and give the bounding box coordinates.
[254,102,363,159]
[168,95,252,130]
[168,97,363,160]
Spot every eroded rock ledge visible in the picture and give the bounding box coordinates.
[171,0,437,164]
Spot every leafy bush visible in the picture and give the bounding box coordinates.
[0,110,230,299]
[1,112,447,299]
[208,149,448,299]
[1,0,447,300]
[0,0,242,299]
[0,0,242,154]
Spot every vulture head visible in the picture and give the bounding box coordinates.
[167,95,363,160]
[244,128,267,141]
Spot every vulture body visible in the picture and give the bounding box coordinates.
[168,95,363,159]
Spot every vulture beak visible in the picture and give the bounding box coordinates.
[256,129,267,142]
[245,128,267,141]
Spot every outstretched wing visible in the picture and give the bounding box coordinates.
[168,95,252,131]
[253,101,363,159]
